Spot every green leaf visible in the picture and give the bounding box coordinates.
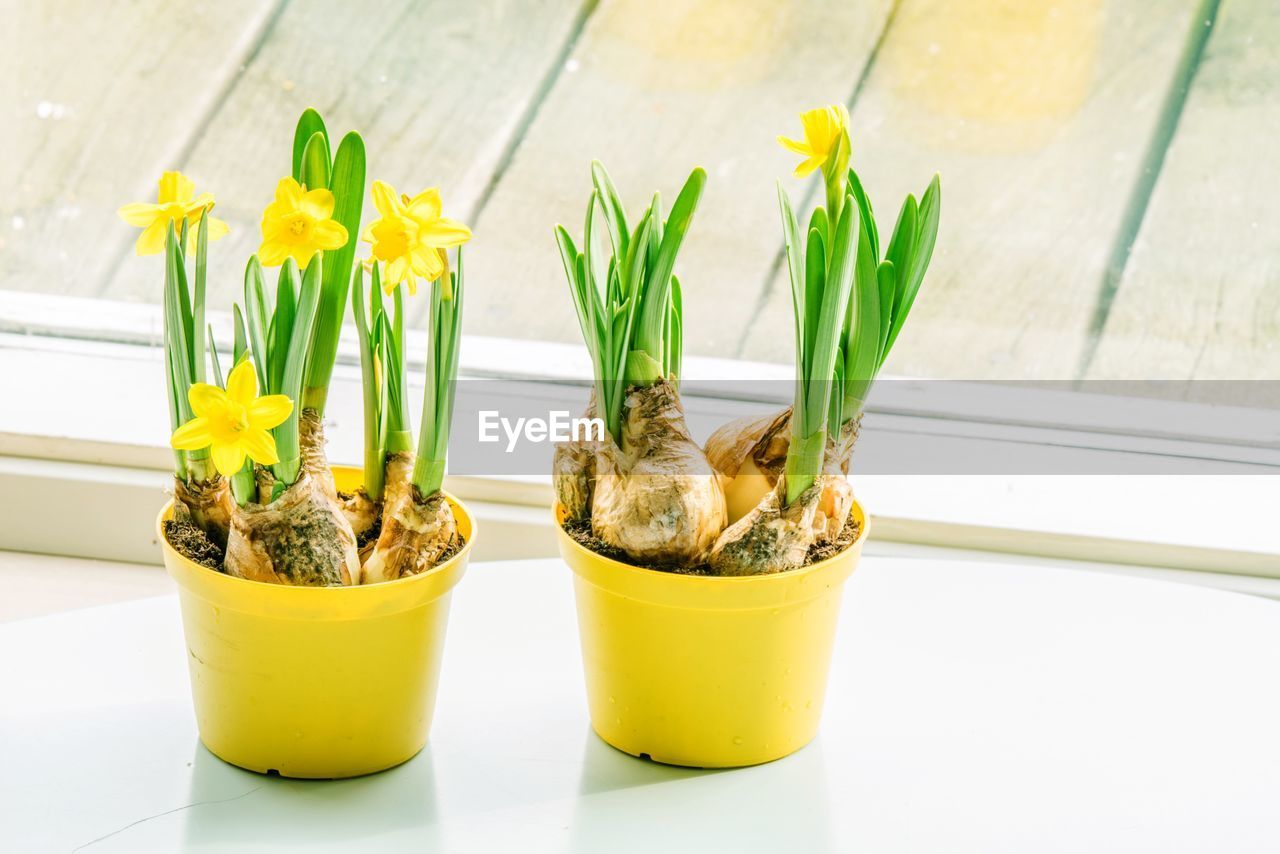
[777,183,805,368]
[351,265,387,499]
[163,229,193,432]
[172,222,195,379]
[807,196,857,433]
[391,280,406,366]
[412,249,466,496]
[648,168,704,303]
[845,205,881,403]
[242,257,270,391]
[583,192,609,305]
[827,358,845,435]
[299,131,332,191]
[192,213,209,384]
[272,256,323,485]
[270,261,300,396]
[377,310,403,429]
[386,285,410,440]
[208,324,224,388]
[556,225,595,359]
[803,225,826,379]
[162,312,186,477]
[590,160,629,259]
[884,194,918,330]
[370,261,385,332]
[622,209,652,309]
[635,167,704,359]
[885,174,940,356]
[647,192,663,280]
[232,305,249,367]
[668,275,683,382]
[807,205,830,252]
[583,200,612,348]
[292,109,328,183]
[876,259,896,368]
[164,229,193,405]
[302,131,366,413]
[846,167,879,261]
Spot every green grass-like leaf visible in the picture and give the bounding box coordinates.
[300,131,331,191]
[270,261,299,396]
[302,130,367,413]
[292,109,328,183]
[243,257,270,391]
[557,163,702,445]
[271,255,322,486]
[884,174,940,359]
[412,250,466,496]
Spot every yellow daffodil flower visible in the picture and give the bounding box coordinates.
[117,171,230,256]
[362,180,471,295]
[258,177,349,268]
[777,104,851,178]
[171,360,293,477]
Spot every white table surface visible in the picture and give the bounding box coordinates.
[3,556,1279,854]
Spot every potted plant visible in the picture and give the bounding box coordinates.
[121,110,476,779]
[552,107,940,767]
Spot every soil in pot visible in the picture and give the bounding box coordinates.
[163,518,224,570]
[561,512,862,576]
[163,512,465,579]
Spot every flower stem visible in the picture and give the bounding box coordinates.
[411,251,465,498]
[784,428,826,505]
[270,257,321,487]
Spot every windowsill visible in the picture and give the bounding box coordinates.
[2,291,1278,583]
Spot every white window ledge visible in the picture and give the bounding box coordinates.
[1,292,1278,590]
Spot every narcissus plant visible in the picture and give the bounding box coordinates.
[350,180,471,583]
[707,105,941,574]
[553,162,726,568]
[128,108,470,586]
[554,107,939,576]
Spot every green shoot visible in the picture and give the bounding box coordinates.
[240,252,321,490]
[291,109,367,415]
[272,257,321,486]
[384,284,412,453]
[221,310,257,506]
[555,162,705,446]
[411,250,466,498]
[351,264,391,500]
[778,184,858,505]
[163,219,215,483]
[232,305,249,366]
[836,171,941,425]
[352,262,417,501]
[208,325,224,388]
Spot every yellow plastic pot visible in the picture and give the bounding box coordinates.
[557,500,868,768]
[158,467,473,779]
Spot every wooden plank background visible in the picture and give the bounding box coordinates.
[100,0,593,305]
[5,0,1272,388]
[739,0,1213,380]
[459,0,895,354]
[1085,0,1280,402]
[1,0,277,297]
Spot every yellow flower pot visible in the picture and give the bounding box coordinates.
[557,499,868,768]
[158,467,472,779]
